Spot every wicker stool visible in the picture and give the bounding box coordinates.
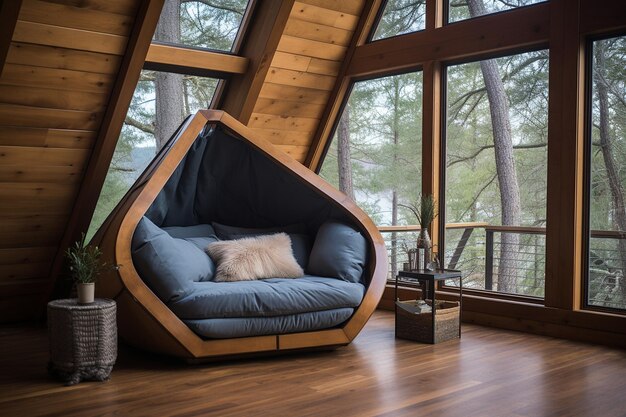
[47,298,117,385]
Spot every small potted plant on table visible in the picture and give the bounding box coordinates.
[65,234,116,304]
[401,194,438,269]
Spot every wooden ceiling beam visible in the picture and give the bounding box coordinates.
[145,43,249,76]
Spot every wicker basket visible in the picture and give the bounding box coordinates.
[395,299,460,343]
[47,299,117,385]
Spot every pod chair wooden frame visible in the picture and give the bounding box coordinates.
[94,110,387,361]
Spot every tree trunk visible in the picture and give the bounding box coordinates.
[154,0,185,150]
[337,105,355,200]
[468,0,522,294]
[594,41,626,287]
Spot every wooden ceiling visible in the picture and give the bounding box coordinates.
[0,0,373,322]
[0,0,146,322]
[246,0,365,162]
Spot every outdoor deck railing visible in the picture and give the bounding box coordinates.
[378,223,625,309]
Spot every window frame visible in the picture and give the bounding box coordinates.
[582,31,626,315]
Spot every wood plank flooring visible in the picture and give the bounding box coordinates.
[1,311,625,417]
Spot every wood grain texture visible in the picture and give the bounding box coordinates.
[146,43,248,75]
[19,0,134,36]
[6,43,121,74]
[13,20,128,55]
[0,0,23,76]
[2,313,626,417]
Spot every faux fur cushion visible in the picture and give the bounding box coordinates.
[206,233,304,282]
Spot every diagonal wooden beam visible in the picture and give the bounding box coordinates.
[44,0,165,306]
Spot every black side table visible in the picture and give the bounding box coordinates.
[395,269,463,343]
[47,299,117,385]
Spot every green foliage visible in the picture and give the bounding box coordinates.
[65,234,117,284]
[372,0,426,40]
[448,0,546,23]
[400,195,438,230]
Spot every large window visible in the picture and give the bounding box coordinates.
[447,0,545,24]
[319,72,423,277]
[586,35,626,311]
[444,50,549,297]
[87,71,218,238]
[154,0,250,52]
[371,0,426,41]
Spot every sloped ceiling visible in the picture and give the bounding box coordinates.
[0,0,147,322]
[0,0,372,323]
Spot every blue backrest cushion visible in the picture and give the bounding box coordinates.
[306,221,368,283]
[131,217,216,303]
[212,222,311,269]
[162,223,216,239]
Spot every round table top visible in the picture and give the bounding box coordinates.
[48,298,116,311]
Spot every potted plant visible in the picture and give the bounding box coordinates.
[65,234,117,304]
[401,194,438,268]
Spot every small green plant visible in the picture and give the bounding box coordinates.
[65,234,117,284]
[401,194,438,231]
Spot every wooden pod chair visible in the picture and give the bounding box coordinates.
[93,110,388,361]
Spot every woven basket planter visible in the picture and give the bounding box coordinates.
[47,299,117,385]
[396,299,460,344]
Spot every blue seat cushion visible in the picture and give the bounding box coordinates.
[307,221,368,283]
[167,276,365,319]
[162,223,216,239]
[212,222,311,269]
[184,308,355,339]
[132,217,217,303]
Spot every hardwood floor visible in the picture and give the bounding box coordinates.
[1,311,625,417]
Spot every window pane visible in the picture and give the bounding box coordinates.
[444,50,549,297]
[587,36,626,311]
[87,71,218,238]
[371,0,426,41]
[448,0,545,24]
[319,72,423,278]
[154,0,249,52]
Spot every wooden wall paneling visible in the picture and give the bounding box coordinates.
[283,19,353,46]
[276,35,347,61]
[347,2,550,78]
[305,0,383,171]
[12,21,129,55]
[6,43,122,74]
[0,104,103,130]
[145,44,248,75]
[265,67,336,90]
[19,0,134,36]
[0,127,96,149]
[0,0,23,76]
[0,64,115,93]
[43,0,140,16]
[291,1,359,30]
[545,0,584,310]
[271,51,341,76]
[220,1,295,123]
[258,83,330,104]
[44,0,165,305]
[0,85,108,112]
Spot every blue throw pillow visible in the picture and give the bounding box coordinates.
[306,221,367,283]
[131,217,216,303]
[211,222,311,269]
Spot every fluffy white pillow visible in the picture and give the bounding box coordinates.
[206,233,304,282]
